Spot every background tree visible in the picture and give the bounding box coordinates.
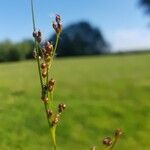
[139,0,150,13]
[0,39,34,62]
[50,21,110,57]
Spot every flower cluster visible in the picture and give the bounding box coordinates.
[32,14,65,149]
[53,14,62,34]
[102,129,122,149]
[91,129,122,150]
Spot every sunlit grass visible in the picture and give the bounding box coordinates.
[0,53,150,150]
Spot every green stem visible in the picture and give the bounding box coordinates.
[36,42,44,90]
[51,126,57,150]
[44,103,51,127]
[46,67,49,92]
[31,0,36,31]
[50,34,60,70]
[108,137,118,150]
[31,0,43,90]
[53,34,60,58]
[30,2,58,149]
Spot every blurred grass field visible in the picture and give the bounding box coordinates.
[0,53,150,150]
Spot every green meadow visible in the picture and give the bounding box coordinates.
[0,53,150,150]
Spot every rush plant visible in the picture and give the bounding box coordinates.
[31,0,64,150]
[30,0,122,150]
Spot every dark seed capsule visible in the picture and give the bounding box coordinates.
[52,22,57,30]
[114,129,122,137]
[42,71,47,78]
[44,41,53,54]
[48,85,53,92]
[47,109,53,117]
[42,97,48,103]
[52,117,59,126]
[48,79,55,92]
[33,31,37,38]
[58,103,66,113]
[38,30,42,37]
[56,14,61,23]
[41,63,46,69]
[49,79,55,86]
[102,137,112,146]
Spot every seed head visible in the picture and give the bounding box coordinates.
[56,14,61,23]
[38,30,42,37]
[48,79,55,92]
[42,71,47,78]
[49,79,55,86]
[53,22,57,30]
[58,103,66,113]
[45,57,51,64]
[114,129,122,137]
[41,63,47,69]
[102,137,112,146]
[33,31,38,38]
[52,15,62,34]
[47,109,53,117]
[44,41,53,55]
[52,117,59,126]
[42,97,48,103]
[32,30,42,43]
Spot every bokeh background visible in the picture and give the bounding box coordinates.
[0,0,150,149]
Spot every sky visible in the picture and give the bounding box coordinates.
[0,0,150,51]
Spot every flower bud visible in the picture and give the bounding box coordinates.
[56,14,61,23]
[33,31,37,38]
[41,63,46,69]
[53,22,57,30]
[42,71,47,78]
[44,41,53,55]
[48,79,55,92]
[47,109,53,117]
[38,30,42,37]
[102,137,112,146]
[58,103,66,113]
[52,117,59,126]
[32,30,42,43]
[114,129,122,137]
[49,79,55,86]
[52,22,62,34]
[42,97,48,103]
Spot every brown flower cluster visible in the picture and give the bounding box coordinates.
[102,129,122,149]
[53,14,62,34]
[32,15,66,127]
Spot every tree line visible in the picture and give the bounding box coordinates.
[0,22,110,62]
[0,40,34,62]
[0,1,149,63]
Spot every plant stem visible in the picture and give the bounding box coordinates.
[50,34,60,68]
[108,137,118,150]
[31,0,43,90]
[36,42,44,90]
[30,2,59,149]
[31,0,36,31]
[53,34,60,57]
